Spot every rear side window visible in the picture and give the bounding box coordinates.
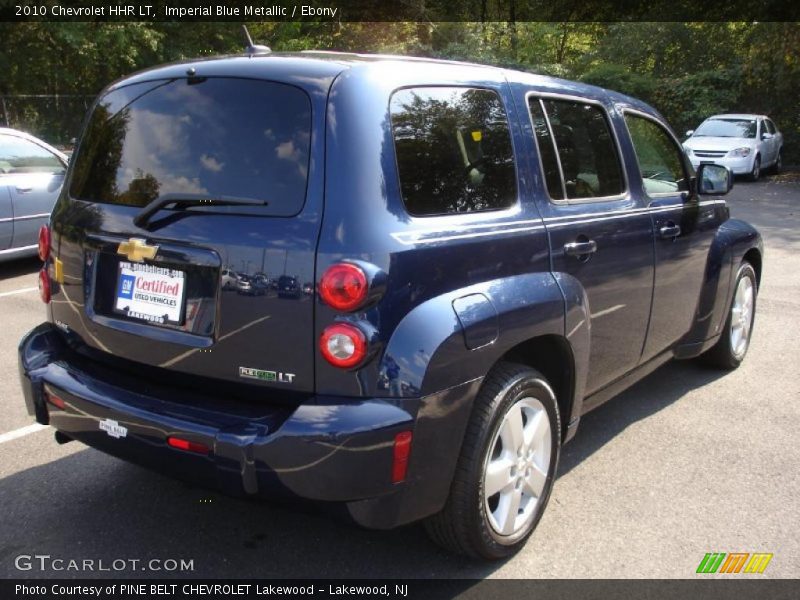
[0,134,64,175]
[69,78,311,217]
[390,87,517,216]
[529,97,625,201]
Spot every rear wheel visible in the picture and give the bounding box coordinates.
[747,155,761,181]
[424,362,560,559]
[702,261,757,369]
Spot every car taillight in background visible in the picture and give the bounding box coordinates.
[319,322,367,368]
[319,263,368,312]
[38,269,51,304]
[38,225,50,261]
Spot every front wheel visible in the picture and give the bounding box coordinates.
[702,261,757,369]
[424,362,560,559]
[747,155,761,181]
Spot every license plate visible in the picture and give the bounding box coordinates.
[114,261,186,325]
[99,418,128,439]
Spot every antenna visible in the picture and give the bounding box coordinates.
[242,25,271,56]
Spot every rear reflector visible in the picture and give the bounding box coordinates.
[167,436,210,455]
[46,393,66,410]
[38,268,51,304]
[391,431,413,483]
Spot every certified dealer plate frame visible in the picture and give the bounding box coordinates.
[113,261,187,326]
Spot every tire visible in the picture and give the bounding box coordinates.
[702,261,758,369]
[747,155,761,181]
[424,362,561,559]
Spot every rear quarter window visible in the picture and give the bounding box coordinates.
[69,78,312,217]
[390,87,517,217]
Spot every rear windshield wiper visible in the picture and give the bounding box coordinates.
[133,193,268,228]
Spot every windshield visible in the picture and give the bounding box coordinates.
[694,118,756,139]
[69,78,312,217]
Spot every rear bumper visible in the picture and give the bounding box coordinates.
[19,323,480,529]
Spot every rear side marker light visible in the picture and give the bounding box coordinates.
[319,323,367,368]
[167,436,210,455]
[38,225,50,261]
[392,431,413,483]
[320,263,368,312]
[38,268,51,304]
[46,393,66,410]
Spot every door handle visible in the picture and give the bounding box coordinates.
[564,239,597,257]
[659,223,681,239]
[15,187,33,193]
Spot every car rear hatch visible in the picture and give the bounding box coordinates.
[48,63,336,396]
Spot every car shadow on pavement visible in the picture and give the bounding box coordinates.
[0,256,40,280]
[0,443,496,580]
[0,360,727,580]
[558,359,727,477]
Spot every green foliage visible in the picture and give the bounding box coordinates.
[1,21,797,163]
[653,69,743,138]
[579,64,656,102]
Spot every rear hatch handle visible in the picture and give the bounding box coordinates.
[133,193,268,229]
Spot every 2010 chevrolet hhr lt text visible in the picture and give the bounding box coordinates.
[20,49,762,559]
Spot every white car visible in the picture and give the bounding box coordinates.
[683,114,783,181]
[221,268,241,290]
[1,128,68,261]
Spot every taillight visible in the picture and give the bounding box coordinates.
[319,263,368,312]
[167,436,210,455]
[38,268,51,304]
[46,393,66,410]
[319,322,367,368]
[392,431,413,483]
[38,225,50,261]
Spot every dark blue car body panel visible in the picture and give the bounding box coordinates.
[19,52,763,529]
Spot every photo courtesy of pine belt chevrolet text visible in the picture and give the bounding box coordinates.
[19,49,763,560]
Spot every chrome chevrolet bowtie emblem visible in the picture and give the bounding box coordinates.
[117,238,158,262]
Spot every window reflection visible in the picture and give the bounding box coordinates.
[70,78,311,217]
[390,87,517,216]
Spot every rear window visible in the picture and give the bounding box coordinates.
[69,78,311,217]
[390,87,517,217]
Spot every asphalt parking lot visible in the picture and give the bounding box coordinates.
[1,175,798,580]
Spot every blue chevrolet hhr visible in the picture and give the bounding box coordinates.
[20,50,762,559]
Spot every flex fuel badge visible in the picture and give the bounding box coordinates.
[239,367,295,384]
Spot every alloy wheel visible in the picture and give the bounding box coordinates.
[730,275,755,359]
[483,397,552,538]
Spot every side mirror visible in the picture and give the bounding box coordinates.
[685,129,694,138]
[761,132,773,140]
[697,164,733,195]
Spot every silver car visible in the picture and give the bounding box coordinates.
[683,114,783,181]
[0,128,68,262]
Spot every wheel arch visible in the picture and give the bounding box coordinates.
[676,219,763,356]
[499,334,576,444]
[743,247,762,288]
